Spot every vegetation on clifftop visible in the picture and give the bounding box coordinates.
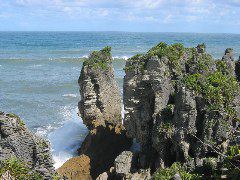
[84,46,112,70]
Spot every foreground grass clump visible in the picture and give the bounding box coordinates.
[0,157,43,180]
[183,71,239,114]
[84,46,112,69]
[153,162,201,180]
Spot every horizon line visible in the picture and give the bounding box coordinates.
[0,30,240,35]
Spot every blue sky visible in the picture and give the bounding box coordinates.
[0,0,239,33]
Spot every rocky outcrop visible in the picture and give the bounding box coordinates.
[0,112,56,179]
[78,46,122,129]
[123,43,240,177]
[96,151,151,180]
[57,155,92,180]
[58,47,132,179]
[78,124,132,179]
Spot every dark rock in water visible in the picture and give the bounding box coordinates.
[78,46,122,130]
[0,112,56,179]
[78,124,132,179]
[123,43,240,175]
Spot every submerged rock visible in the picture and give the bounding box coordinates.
[0,112,56,179]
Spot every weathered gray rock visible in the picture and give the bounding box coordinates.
[114,151,134,175]
[0,112,56,179]
[76,47,132,179]
[123,43,240,175]
[124,55,173,163]
[78,47,122,129]
[171,173,181,180]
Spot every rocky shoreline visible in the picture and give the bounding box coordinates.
[1,43,240,179]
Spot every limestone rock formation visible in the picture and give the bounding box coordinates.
[78,46,122,129]
[62,47,132,179]
[123,43,240,178]
[0,112,56,179]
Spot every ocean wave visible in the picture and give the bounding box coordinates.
[113,55,130,60]
[48,107,88,169]
[62,93,78,98]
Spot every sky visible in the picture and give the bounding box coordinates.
[0,0,239,33]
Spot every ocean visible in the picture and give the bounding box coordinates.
[0,31,240,168]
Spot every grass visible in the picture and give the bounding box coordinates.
[0,157,43,180]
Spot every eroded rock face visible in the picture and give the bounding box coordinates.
[123,43,240,172]
[0,112,55,179]
[75,47,132,179]
[78,124,132,179]
[78,47,122,129]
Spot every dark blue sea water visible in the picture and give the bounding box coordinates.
[0,32,240,168]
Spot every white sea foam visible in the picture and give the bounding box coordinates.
[113,56,130,60]
[62,93,78,98]
[48,107,88,169]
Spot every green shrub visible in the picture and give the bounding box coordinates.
[183,71,239,116]
[147,42,185,75]
[153,162,201,180]
[84,46,112,70]
[0,157,43,180]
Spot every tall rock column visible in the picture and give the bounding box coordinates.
[78,47,122,129]
[62,47,132,179]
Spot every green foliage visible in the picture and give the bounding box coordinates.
[124,54,145,72]
[183,71,239,115]
[186,46,213,73]
[222,145,240,179]
[0,157,43,180]
[158,122,174,136]
[7,113,25,126]
[84,46,112,70]
[153,162,201,180]
[125,42,186,74]
[147,42,185,75]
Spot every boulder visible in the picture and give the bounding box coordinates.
[57,155,92,180]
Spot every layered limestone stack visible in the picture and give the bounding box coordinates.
[58,47,132,179]
[78,46,122,129]
[123,43,240,178]
[0,112,56,179]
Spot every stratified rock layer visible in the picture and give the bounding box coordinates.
[78,47,122,129]
[123,43,240,172]
[0,112,56,179]
[64,47,132,179]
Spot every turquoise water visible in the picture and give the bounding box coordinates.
[0,32,240,167]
